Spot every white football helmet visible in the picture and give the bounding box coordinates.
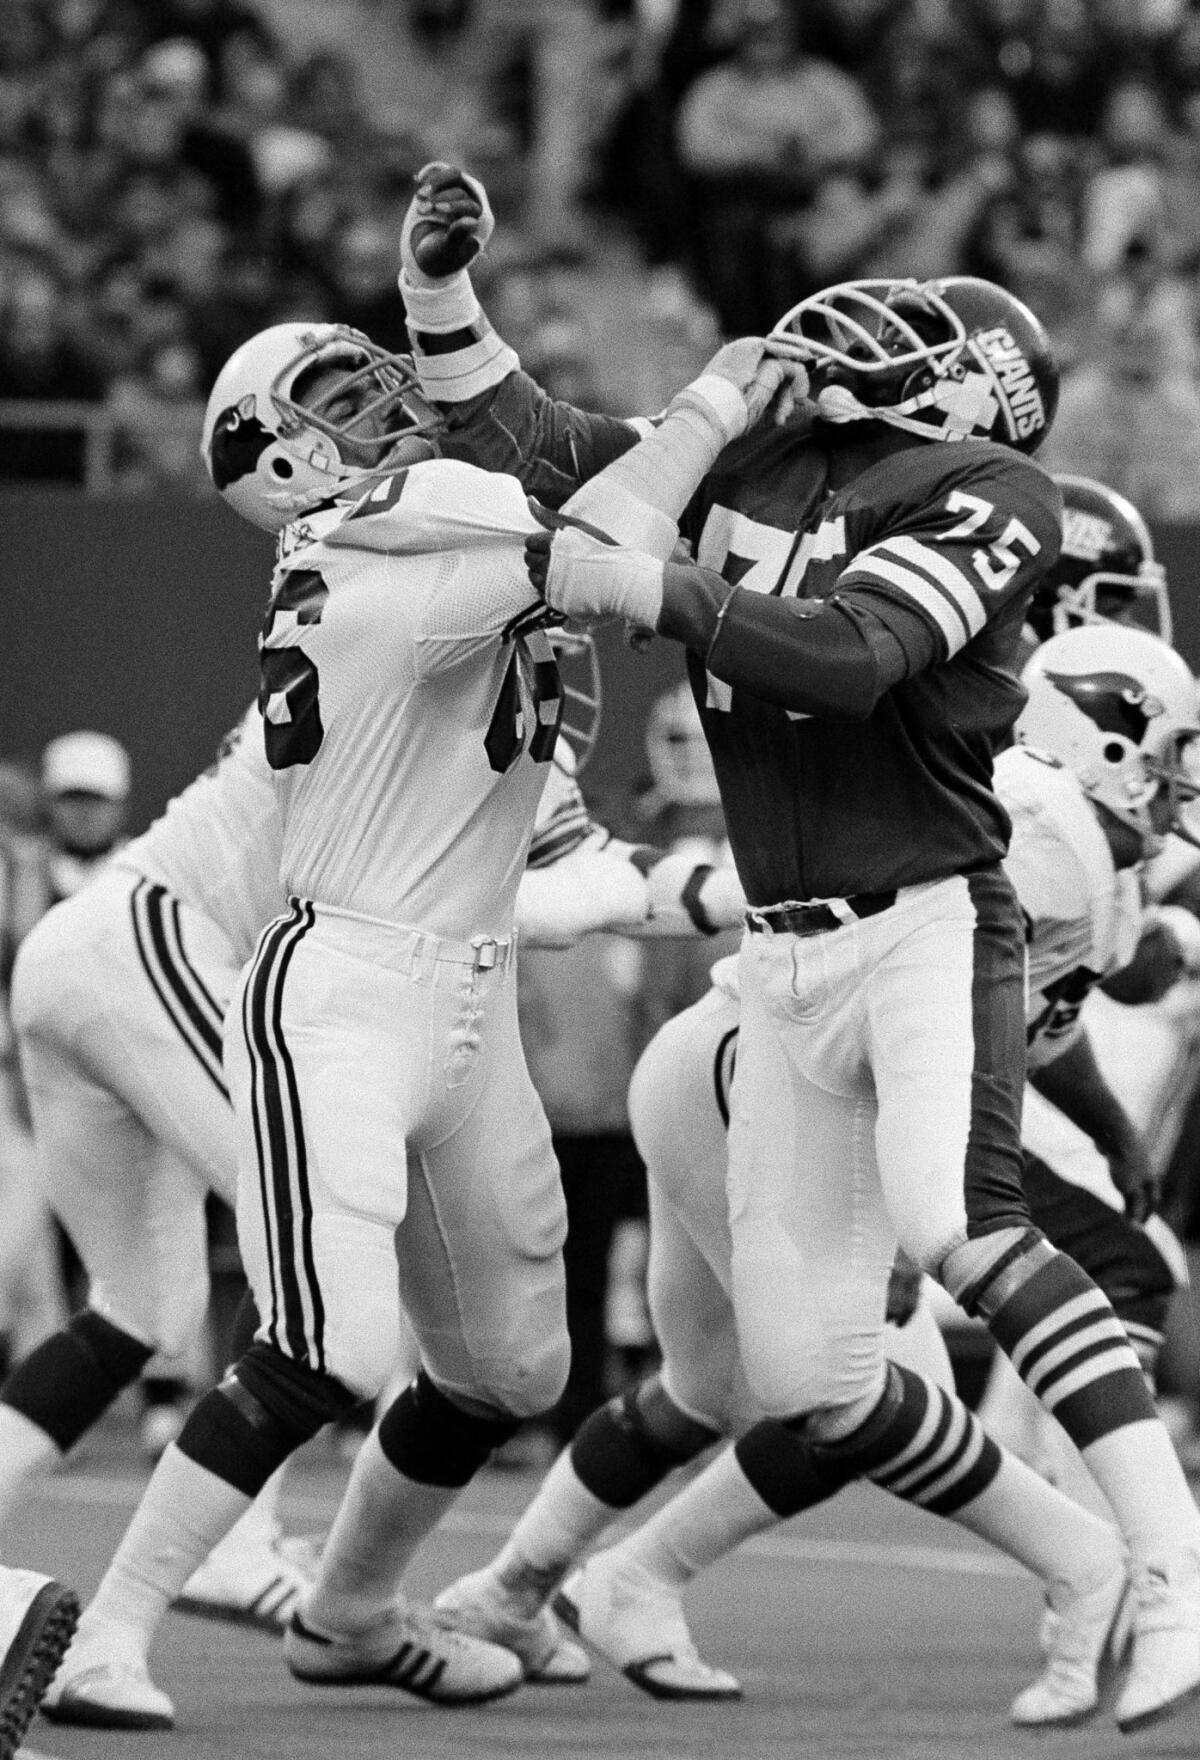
[1018,624,1200,851]
[200,321,442,533]
[645,681,720,807]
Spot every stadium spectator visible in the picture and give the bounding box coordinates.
[1038,240,1200,519]
[676,0,879,331]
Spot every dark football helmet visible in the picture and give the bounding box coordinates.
[767,276,1058,454]
[1018,624,1200,852]
[1025,475,1171,645]
[201,322,442,533]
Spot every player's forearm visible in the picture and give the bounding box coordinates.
[561,376,747,560]
[402,269,641,504]
[657,569,917,719]
[1028,1030,1138,1155]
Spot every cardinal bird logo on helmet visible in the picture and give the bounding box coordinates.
[208,395,274,491]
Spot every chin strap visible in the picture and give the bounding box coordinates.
[815,373,997,444]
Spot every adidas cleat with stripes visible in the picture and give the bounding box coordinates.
[433,1566,590,1684]
[284,1599,523,1704]
[0,1569,79,1759]
[177,1532,320,1635]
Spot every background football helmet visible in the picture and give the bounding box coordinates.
[1018,624,1200,850]
[200,321,442,533]
[767,276,1058,454]
[1025,475,1171,645]
[547,625,602,771]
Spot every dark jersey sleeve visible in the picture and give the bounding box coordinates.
[434,372,642,509]
[832,445,1063,662]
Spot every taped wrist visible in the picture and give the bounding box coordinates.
[560,388,734,555]
[546,528,665,629]
[667,374,748,444]
[377,1369,520,1487]
[399,270,519,403]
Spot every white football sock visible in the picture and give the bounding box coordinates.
[606,1446,776,1591]
[303,1431,460,1633]
[207,1463,286,1556]
[86,1445,251,1651]
[951,1449,1122,1599]
[490,1448,619,1615]
[1083,1419,1200,1564]
[0,1406,59,1539]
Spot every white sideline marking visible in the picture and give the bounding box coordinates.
[37,1473,1022,1580]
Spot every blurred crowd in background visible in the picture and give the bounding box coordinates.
[7,0,1200,510]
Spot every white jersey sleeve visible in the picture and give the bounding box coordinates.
[996,745,1143,1066]
[117,706,285,964]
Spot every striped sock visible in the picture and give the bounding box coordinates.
[956,1235,1200,1560]
[812,1364,1000,1517]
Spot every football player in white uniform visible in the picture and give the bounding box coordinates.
[433,621,1200,1727]
[42,313,804,1725]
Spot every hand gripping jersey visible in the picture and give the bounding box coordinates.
[410,349,1062,900]
[997,744,1144,1068]
[260,458,560,937]
[116,707,283,966]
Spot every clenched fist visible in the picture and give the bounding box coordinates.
[400,162,495,283]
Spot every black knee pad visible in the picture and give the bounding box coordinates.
[1,1308,155,1452]
[178,1342,358,1497]
[571,1375,718,1509]
[376,1370,521,1488]
[735,1417,854,1519]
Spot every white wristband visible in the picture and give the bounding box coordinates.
[398,270,479,333]
[675,373,750,442]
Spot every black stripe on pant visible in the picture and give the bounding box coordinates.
[243,902,325,1371]
[129,879,228,1099]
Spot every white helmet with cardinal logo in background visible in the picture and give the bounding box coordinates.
[768,275,1059,454]
[1017,624,1200,852]
[200,321,443,533]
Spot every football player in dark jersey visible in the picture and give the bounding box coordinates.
[399,167,1200,1733]
[1025,474,1172,646]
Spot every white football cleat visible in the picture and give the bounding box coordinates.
[177,1532,320,1634]
[284,1597,523,1704]
[1010,1562,1130,1729]
[0,1568,79,1759]
[553,1551,742,1701]
[39,1620,174,1731]
[1116,1545,1200,1733]
[433,1566,589,1684]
